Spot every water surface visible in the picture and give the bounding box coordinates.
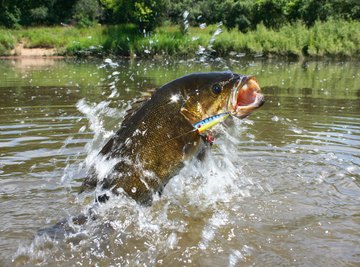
[0,58,359,266]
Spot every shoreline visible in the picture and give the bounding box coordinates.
[1,20,359,61]
[8,42,58,57]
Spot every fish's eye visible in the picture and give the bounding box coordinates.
[212,84,222,94]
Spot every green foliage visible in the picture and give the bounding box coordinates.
[0,5,21,28]
[223,0,254,32]
[73,0,101,27]
[101,24,140,55]
[165,0,360,31]
[1,0,359,32]
[0,0,83,27]
[164,0,228,26]
[30,6,49,24]
[99,0,165,31]
[0,28,17,55]
[1,20,359,59]
[253,0,287,29]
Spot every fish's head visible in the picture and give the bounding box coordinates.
[179,71,264,124]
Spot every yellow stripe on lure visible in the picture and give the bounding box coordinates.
[193,112,230,134]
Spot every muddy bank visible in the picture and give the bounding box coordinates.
[6,43,57,57]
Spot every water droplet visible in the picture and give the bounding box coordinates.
[271,115,279,122]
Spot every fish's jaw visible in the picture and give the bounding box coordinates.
[228,76,265,118]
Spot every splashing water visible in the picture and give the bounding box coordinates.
[208,22,223,51]
[13,91,261,266]
[100,58,119,68]
[197,22,223,62]
[5,59,360,267]
[182,10,190,33]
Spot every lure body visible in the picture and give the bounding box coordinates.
[193,112,230,134]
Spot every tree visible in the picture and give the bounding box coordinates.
[73,0,102,27]
[99,0,165,31]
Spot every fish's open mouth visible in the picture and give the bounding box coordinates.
[229,76,265,118]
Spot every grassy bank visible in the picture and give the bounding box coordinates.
[1,20,359,59]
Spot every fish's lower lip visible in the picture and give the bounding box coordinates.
[231,93,265,117]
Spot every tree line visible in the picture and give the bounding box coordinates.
[1,0,359,31]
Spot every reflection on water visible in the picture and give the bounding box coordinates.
[0,58,359,266]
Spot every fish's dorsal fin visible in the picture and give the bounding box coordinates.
[121,88,157,126]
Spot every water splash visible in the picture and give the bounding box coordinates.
[197,22,223,62]
[208,22,223,52]
[14,111,261,265]
[182,10,190,33]
[199,211,228,250]
[12,60,264,265]
[100,58,119,68]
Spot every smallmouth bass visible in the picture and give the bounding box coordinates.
[80,71,265,205]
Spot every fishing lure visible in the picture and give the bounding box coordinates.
[193,112,230,134]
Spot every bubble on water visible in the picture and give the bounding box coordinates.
[271,115,280,122]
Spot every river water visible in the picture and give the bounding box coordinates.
[0,58,359,266]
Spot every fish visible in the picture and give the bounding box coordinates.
[80,71,265,205]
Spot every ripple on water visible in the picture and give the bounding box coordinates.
[1,59,360,266]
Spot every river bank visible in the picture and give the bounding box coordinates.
[1,20,359,59]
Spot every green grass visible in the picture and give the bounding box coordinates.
[0,20,359,59]
[0,28,17,55]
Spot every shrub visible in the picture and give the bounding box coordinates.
[30,6,49,24]
[73,0,102,27]
[0,7,21,29]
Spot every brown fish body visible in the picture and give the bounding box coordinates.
[80,72,264,205]
[99,84,201,204]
